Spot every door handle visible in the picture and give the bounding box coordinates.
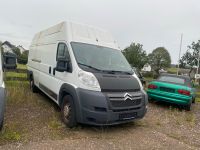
[49,67,51,74]
[53,68,56,75]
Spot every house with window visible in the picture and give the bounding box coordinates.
[17,45,28,53]
[1,41,15,53]
[141,63,151,72]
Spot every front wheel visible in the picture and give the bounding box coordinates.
[61,95,77,128]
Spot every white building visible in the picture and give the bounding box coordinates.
[17,45,27,53]
[142,63,151,72]
[1,41,15,53]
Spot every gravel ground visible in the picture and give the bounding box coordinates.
[0,81,200,150]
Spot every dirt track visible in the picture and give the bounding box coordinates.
[0,80,200,150]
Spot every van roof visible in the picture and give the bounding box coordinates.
[30,21,119,50]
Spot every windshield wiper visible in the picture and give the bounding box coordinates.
[102,70,132,75]
[78,63,132,75]
[78,63,102,71]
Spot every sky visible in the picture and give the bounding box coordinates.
[0,0,200,64]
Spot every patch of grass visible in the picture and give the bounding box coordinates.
[185,113,196,125]
[5,80,29,87]
[144,77,153,82]
[196,98,200,103]
[167,106,196,126]
[0,122,23,143]
[5,72,27,78]
[0,129,21,142]
[48,116,63,129]
[17,64,27,70]
[167,67,177,74]
[134,120,149,127]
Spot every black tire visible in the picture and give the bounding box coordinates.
[0,120,4,131]
[61,95,77,128]
[192,97,196,104]
[30,78,38,93]
[184,103,192,111]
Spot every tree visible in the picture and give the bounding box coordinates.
[123,43,147,69]
[148,47,171,75]
[12,47,21,57]
[18,50,29,64]
[179,40,200,76]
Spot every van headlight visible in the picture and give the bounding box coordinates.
[78,70,100,89]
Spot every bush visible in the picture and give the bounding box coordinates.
[17,51,28,64]
[142,71,154,78]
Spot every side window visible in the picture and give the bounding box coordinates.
[57,43,70,61]
[56,43,72,73]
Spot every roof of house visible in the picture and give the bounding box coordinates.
[2,41,15,49]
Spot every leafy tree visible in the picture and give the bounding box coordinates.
[179,40,200,75]
[148,47,171,75]
[12,47,21,57]
[18,50,29,64]
[123,43,147,69]
[180,41,200,68]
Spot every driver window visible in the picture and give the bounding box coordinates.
[57,43,70,61]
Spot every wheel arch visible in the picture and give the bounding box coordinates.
[59,83,82,122]
[27,70,33,81]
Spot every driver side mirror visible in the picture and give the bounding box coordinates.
[55,60,69,72]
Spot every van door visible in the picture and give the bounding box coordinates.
[53,42,74,89]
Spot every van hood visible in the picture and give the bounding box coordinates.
[93,73,141,92]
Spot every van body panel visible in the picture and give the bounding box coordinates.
[0,87,5,124]
[0,50,6,128]
[28,21,147,125]
[75,88,147,125]
[93,73,140,91]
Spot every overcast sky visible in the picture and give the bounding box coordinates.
[0,0,200,64]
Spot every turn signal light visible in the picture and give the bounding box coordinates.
[178,89,190,96]
[148,84,158,89]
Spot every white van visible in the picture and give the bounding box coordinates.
[0,49,6,130]
[27,22,148,127]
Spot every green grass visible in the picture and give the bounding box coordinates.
[5,72,27,78]
[0,129,21,142]
[196,97,200,103]
[17,64,27,70]
[167,67,177,74]
[48,115,63,130]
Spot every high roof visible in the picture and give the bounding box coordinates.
[30,21,119,50]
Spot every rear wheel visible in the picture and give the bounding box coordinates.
[192,97,196,104]
[30,77,38,93]
[184,102,192,111]
[0,120,4,131]
[61,95,77,128]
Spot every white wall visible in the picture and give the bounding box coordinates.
[2,45,12,53]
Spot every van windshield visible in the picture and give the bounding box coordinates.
[71,42,133,74]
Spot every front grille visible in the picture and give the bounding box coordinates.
[160,87,175,93]
[105,92,143,108]
[111,99,141,107]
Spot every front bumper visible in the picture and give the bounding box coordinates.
[0,87,6,124]
[76,88,147,125]
[147,89,192,105]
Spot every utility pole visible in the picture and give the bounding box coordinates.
[177,34,183,75]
